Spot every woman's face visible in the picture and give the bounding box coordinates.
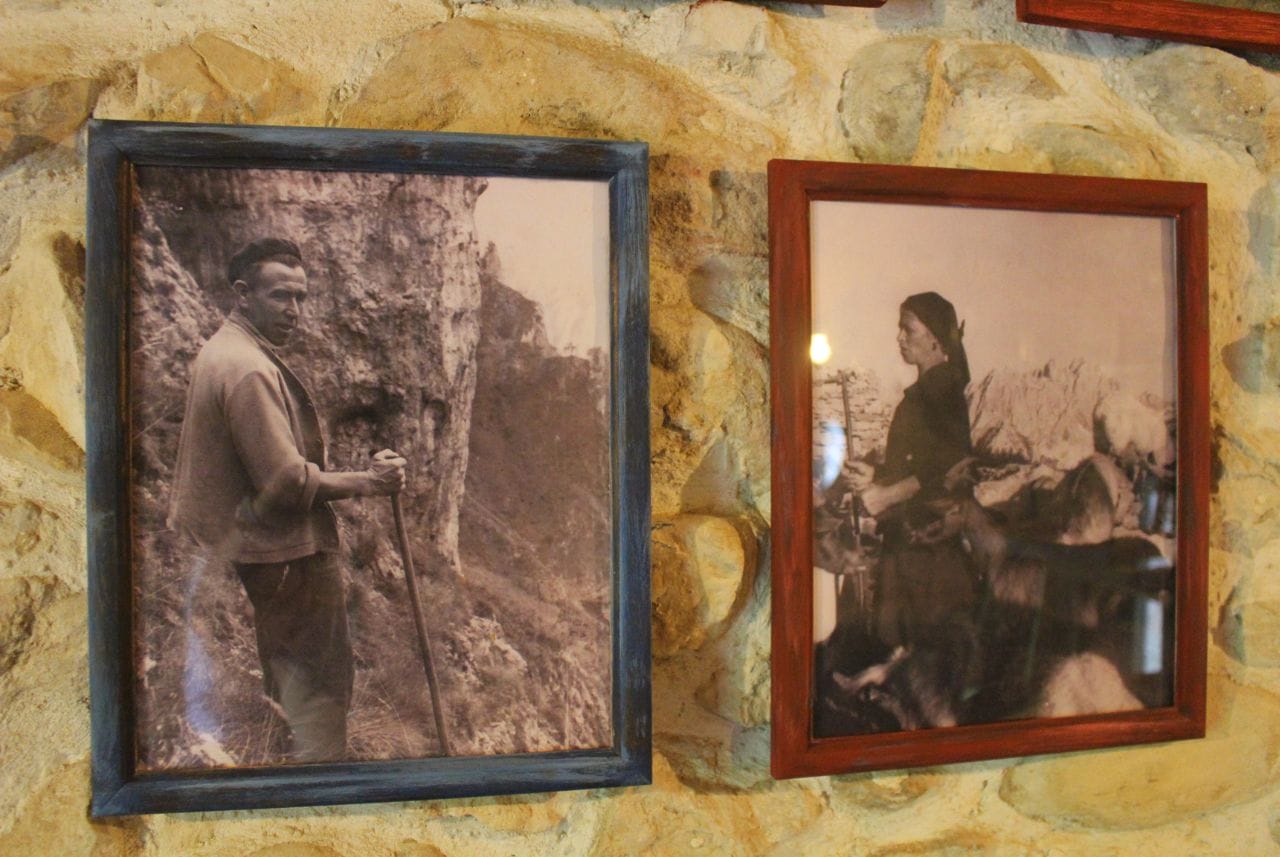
[897,309,943,368]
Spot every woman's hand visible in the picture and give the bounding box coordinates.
[942,456,977,493]
[858,476,922,518]
[859,483,893,517]
[838,460,876,493]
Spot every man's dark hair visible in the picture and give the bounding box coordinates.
[227,238,304,286]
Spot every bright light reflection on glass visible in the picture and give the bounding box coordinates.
[817,421,847,490]
[1140,595,1164,675]
[810,333,832,365]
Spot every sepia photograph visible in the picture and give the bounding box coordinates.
[769,161,1208,778]
[87,122,651,814]
[809,202,1177,737]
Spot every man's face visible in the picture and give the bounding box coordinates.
[236,260,308,346]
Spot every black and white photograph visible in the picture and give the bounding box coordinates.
[807,201,1180,739]
[129,165,616,769]
[87,122,650,814]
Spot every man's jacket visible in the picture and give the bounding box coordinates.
[168,311,340,563]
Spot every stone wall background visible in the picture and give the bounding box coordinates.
[2,0,1280,853]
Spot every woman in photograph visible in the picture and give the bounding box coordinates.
[828,291,976,652]
[813,291,979,736]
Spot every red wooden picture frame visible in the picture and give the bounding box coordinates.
[769,160,1208,779]
[1018,0,1280,53]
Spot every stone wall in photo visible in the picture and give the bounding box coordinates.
[3,0,1280,853]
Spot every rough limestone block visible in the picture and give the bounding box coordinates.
[1217,538,1280,667]
[674,2,799,113]
[1207,201,1261,335]
[0,77,98,170]
[1126,45,1278,170]
[652,305,736,420]
[687,254,768,348]
[828,771,944,812]
[937,114,1171,179]
[344,18,778,160]
[0,228,84,450]
[0,215,18,274]
[942,43,1063,101]
[0,596,89,825]
[652,515,751,657]
[136,788,593,856]
[650,154,714,289]
[717,325,770,519]
[445,791,576,834]
[650,307,737,517]
[590,753,824,856]
[136,33,320,124]
[0,761,137,857]
[1221,318,1280,397]
[245,846,346,857]
[653,645,772,790]
[1212,424,1280,556]
[0,449,82,596]
[652,521,705,655]
[838,37,940,164]
[0,388,83,472]
[1000,677,1280,829]
[0,575,68,672]
[388,846,448,857]
[709,170,768,257]
[695,565,770,728]
[1015,123,1167,178]
[1247,178,1280,296]
[649,363,691,519]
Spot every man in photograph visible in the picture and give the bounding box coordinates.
[167,237,408,762]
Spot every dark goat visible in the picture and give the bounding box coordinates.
[938,498,1172,629]
[938,497,1175,719]
[815,620,978,736]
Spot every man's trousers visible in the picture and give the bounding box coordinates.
[235,552,354,762]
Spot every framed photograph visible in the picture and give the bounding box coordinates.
[1018,0,1280,53]
[769,160,1208,778]
[87,120,650,815]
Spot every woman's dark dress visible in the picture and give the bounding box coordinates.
[865,360,975,649]
[814,359,977,737]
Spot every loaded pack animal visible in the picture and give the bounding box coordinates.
[814,461,1174,736]
[933,495,1174,721]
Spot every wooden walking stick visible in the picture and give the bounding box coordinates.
[390,492,452,756]
[836,370,872,628]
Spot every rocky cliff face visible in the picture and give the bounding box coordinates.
[132,166,486,581]
[465,249,610,599]
[968,358,1171,474]
[454,248,612,753]
[967,360,1173,533]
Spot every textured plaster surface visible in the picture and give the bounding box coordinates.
[2,0,1279,853]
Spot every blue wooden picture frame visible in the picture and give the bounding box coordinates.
[86,120,651,815]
